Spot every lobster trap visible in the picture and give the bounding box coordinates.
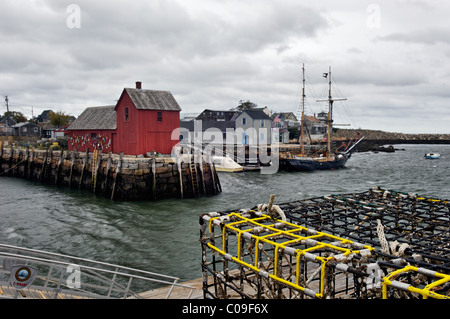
[199,187,450,299]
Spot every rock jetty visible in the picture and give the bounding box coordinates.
[334,129,450,152]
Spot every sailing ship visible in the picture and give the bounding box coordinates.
[282,65,363,171]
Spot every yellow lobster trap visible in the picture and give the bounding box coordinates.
[382,266,450,299]
[200,189,450,299]
[200,207,375,299]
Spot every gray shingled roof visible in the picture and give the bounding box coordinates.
[68,106,117,130]
[180,120,235,132]
[240,110,272,120]
[0,116,17,127]
[124,88,182,111]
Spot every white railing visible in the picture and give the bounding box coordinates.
[0,243,195,299]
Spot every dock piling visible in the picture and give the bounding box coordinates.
[111,151,123,200]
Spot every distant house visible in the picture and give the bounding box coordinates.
[0,116,17,127]
[40,122,58,139]
[272,112,299,127]
[36,110,52,123]
[180,108,238,144]
[196,109,238,122]
[11,122,42,137]
[271,114,290,144]
[304,115,328,141]
[180,119,236,144]
[67,82,182,155]
[37,111,75,138]
[234,110,272,145]
[317,111,328,123]
[0,116,16,135]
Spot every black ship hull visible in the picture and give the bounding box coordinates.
[281,153,349,172]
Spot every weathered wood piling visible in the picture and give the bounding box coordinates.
[0,145,221,201]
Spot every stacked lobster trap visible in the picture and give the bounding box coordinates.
[199,187,450,299]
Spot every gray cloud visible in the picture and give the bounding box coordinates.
[1,0,450,133]
[378,27,450,45]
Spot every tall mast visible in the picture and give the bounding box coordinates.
[326,66,332,157]
[300,64,305,154]
[316,66,347,159]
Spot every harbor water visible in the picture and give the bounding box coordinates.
[1,144,450,284]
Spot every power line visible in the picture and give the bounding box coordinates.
[2,97,49,119]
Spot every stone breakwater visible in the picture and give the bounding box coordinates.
[333,129,450,152]
[334,129,450,141]
[0,146,221,201]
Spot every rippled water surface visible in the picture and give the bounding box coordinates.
[1,144,449,282]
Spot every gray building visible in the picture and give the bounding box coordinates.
[12,122,42,137]
[234,110,272,145]
[180,119,235,145]
[196,109,238,122]
[0,116,16,136]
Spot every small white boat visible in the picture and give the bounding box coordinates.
[425,153,440,159]
[212,155,244,172]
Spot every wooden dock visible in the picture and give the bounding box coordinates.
[0,269,366,299]
[137,277,204,299]
[0,279,204,300]
[0,284,93,299]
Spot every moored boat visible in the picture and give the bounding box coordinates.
[212,155,244,172]
[425,153,440,159]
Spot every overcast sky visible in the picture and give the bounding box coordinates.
[1,0,449,134]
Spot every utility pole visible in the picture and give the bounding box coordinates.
[5,96,9,113]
